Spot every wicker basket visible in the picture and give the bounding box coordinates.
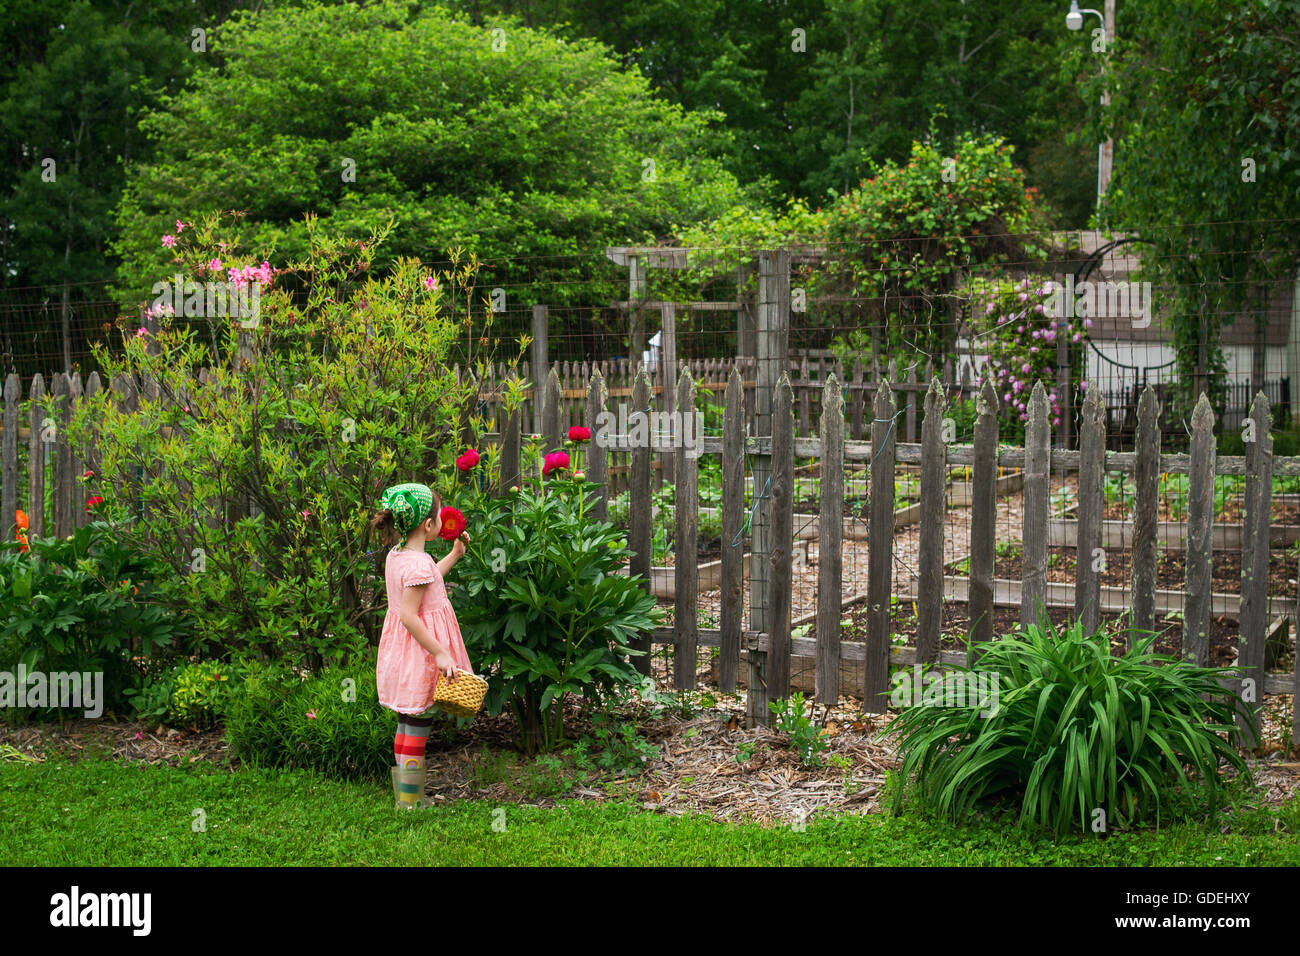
[429,670,488,718]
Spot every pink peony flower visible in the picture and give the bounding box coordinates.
[542,451,570,477]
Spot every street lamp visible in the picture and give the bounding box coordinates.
[1065,1,1102,31]
[1065,1,1113,215]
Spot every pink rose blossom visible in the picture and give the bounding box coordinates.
[1021,363,1031,374]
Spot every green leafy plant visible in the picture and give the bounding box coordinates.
[0,521,181,720]
[73,212,483,673]
[224,653,400,780]
[571,712,660,773]
[882,614,1252,834]
[167,659,239,729]
[769,692,829,769]
[451,431,663,754]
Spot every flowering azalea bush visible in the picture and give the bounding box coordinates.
[447,426,662,754]
[71,212,487,672]
[965,275,1087,440]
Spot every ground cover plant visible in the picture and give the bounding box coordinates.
[884,615,1253,835]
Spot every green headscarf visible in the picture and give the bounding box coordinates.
[379,482,434,536]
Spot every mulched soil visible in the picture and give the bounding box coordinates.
[984,547,1298,598]
[3,645,1297,824]
[1104,500,1300,524]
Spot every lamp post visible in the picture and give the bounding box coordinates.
[1066,0,1115,214]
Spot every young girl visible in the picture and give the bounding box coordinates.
[370,482,473,807]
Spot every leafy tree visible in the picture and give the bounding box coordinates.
[1101,0,1300,420]
[111,0,757,316]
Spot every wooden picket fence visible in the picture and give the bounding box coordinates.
[5,362,1298,747]
[506,363,1299,745]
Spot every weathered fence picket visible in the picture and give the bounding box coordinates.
[673,366,699,690]
[1184,396,1216,665]
[917,379,946,664]
[864,379,895,713]
[628,367,653,678]
[1021,382,1050,629]
[719,368,744,693]
[1238,391,1273,745]
[586,370,608,521]
[815,375,843,704]
[969,379,998,661]
[767,374,794,701]
[1075,388,1106,634]
[1132,385,1161,639]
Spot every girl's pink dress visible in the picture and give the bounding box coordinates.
[376,546,473,715]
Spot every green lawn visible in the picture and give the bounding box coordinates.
[1,757,1297,866]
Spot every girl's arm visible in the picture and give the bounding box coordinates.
[399,584,458,678]
[436,533,467,578]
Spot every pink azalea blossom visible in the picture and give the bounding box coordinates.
[175,220,187,233]
[208,258,221,271]
[1021,363,1031,374]
[1018,292,1028,302]
[161,234,176,248]
[1004,392,1012,402]
[306,710,317,720]
[1080,380,1090,392]
[1053,416,1062,426]
[1073,332,1083,342]
[1034,304,1045,314]
[424,275,439,291]
[985,302,996,315]
[135,326,148,338]
[1083,318,1093,328]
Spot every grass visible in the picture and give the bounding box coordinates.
[0,756,1297,866]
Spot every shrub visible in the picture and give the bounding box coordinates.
[224,654,400,781]
[72,212,488,673]
[883,615,1252,834]
[167,659,239,729]
[0,521,182,720]
[450,431,663,754]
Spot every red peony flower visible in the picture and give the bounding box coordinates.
[438,506,466,540]
[568,426,592,442]
[456,448,481,472]
[542,451,569,477]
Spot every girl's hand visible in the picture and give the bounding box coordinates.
[451,533,468,560]
[433,645,458,680]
